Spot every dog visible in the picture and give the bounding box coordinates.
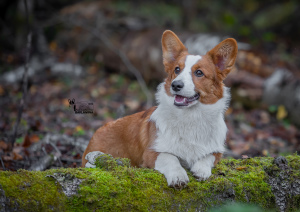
[82,30,238,188]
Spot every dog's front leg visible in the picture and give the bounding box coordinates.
[155,153,189,189]
[190,154,216,181]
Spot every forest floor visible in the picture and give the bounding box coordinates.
[0,1,299,171]
[0,55,299,171]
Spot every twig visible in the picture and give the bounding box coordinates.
[28,153,55,171]
[67,18,153,108]
[0,154,5,170]
[10,0,32,149]
[48,142,63,167]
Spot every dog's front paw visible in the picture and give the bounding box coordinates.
[85,151,105,168]
[166,168,189,189]
[192,166,212,181]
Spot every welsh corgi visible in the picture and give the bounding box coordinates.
[82,30,238,188]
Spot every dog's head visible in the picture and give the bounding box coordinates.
[162,30,238,107]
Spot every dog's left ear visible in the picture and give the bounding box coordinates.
[207,38,238,78]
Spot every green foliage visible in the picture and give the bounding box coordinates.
[111,1,182,27]
[15,137,24,144]
[253,2,296,29]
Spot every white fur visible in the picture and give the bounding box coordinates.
[154,153,189,186]
[151,80,230,185]
[191,154,215,181]
[171,55,201,98]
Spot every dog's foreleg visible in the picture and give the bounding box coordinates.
[190,154,215,181]
[154,153,189,189]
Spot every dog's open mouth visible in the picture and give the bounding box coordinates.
[174,93,200,106]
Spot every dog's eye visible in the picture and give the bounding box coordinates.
[195,70,204,77]
[174,67,180,74]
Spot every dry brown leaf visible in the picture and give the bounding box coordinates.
[30,135,40,143]
[0,85,4,96]
[22,135,31,148]
[13,152,23,160]
[236,167,247,171]
[0,141,8,150]
[63,99,70,107]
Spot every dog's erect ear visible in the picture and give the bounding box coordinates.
[162,30,187,66]
[207,38,238,77]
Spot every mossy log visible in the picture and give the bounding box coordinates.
[0,154,300,212]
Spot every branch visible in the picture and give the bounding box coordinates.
[10,0,32,150]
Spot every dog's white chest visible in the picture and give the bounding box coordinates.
[150,83,229,166]
[151,110,226,165]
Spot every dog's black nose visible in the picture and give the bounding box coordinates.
[172,80,184,92]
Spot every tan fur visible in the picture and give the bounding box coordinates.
[162,31,237,105]
[213,153,223,166]
[82,30,238,169]
[82,107,157,167]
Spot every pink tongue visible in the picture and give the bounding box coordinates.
[175,95,185,102]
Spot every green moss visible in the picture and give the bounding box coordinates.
[212,157,276,209]
[0,169,67,211]
[0,155,300,211]
[94,154,131,171]
[286,153,300,170]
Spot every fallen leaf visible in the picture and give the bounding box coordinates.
[0,85,4,96]
[63,99,70,107]
[13,152,23,160]
[236,167,247,171]
[30,135,40,143]
[75,126,83,132]
[22,135,31,148]
[276,105,288,120]
[75,126,85,136]
[0,141,8,150]
[262,149,268,156]
[49,41,57,52]
[30,85,37,95]
[22,134,40,148]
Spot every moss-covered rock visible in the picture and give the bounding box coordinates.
[0,154,300,212]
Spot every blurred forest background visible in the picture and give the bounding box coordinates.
[0,0,300,171]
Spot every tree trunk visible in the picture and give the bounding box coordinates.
[0,154,299,212]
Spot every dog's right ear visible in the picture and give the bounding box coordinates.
[162,30,187,66]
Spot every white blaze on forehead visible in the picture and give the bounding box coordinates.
[172,55,202,97]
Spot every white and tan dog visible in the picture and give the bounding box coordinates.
[82,30,238,188]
